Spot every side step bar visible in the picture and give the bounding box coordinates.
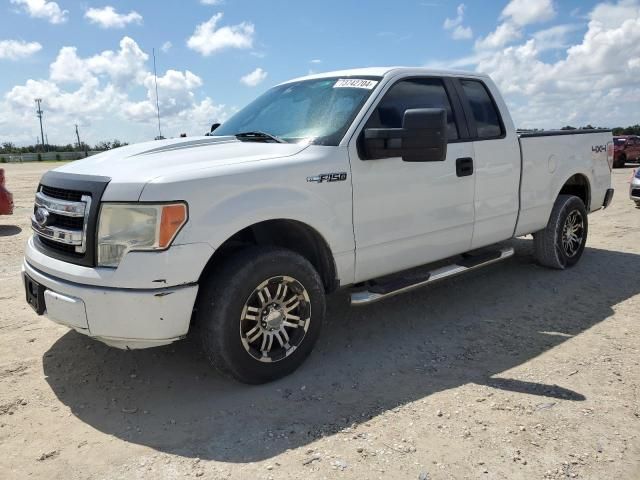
[350,247,515,306]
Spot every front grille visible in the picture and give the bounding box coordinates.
[40,185,87,202]
[39,237,79,255]
[49,212,84,230]
[32,171,110,267]
[32,187,90,256]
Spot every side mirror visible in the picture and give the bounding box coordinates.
[362,108,447,162]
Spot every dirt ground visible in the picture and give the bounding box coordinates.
[0,161,639,480]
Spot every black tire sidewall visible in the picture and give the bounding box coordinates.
[197,247,325,384]
[554,197,588,268]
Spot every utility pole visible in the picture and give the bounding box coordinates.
[34,98,45,152]
[75,124,82,150]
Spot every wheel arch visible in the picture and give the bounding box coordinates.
[198,219,339,293]
[557,173,591,211]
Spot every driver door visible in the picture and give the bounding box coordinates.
[348,76,476,282]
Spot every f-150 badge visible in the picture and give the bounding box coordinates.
[306,172,348,183]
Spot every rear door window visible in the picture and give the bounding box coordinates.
[460,80,504,139]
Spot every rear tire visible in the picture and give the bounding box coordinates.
[195,246,326,384]
[533,195,588,270]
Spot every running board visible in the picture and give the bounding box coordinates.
[350,247,515,306]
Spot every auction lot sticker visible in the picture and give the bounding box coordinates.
[334,79,379,89]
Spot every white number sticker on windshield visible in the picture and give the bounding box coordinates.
[333,79,379,90]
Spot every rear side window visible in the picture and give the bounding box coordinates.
[460,80,503,139]
[366,78,459,141]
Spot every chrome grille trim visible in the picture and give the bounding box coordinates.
[32,191,92,254]
[31,220,84,245]
[35,191,86,217]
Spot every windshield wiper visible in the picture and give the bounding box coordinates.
[235,131,286,144]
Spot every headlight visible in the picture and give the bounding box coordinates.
[97,203,188,267]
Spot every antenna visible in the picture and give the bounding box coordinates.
[35,98,45,152]
[152,48,163,139]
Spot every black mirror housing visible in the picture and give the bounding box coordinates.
[362,108,447,162]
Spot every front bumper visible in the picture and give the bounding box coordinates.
[23,259,199,349]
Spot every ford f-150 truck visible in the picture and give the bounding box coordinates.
[23,67,615,383]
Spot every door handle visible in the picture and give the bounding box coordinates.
[456,157,474,177]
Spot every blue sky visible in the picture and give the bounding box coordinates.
[1,0,639,145]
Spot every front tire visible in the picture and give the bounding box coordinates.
[533,195,588,269]
[196,246,326,384]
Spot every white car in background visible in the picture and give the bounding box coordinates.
[630,168,640,207]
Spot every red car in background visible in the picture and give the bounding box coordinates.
[0,168,14,215]
[613,135,640,168]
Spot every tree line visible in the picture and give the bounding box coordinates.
[560,125,640,135]
[0,139,129,154]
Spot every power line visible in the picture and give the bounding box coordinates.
[152,48,163,140]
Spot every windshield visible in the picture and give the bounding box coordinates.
[212,76,381,146]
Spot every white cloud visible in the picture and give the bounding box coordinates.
[240,67,267,87]
[531,24,582,51]
[123,70,203,120]
[467,0,640,128]
[200,0,223,4]
[310,59,322,64]
[475,21,522,49]
[476,0,556,50]
[2,36,228,145]
[161,41,173,53]
[443,4,473,40]
[10,0,68,24]
[0,39,42,60]
[187,13,255,56]
[501,0,556,26]
[85,6,143,29]
[50,37,149,87]
[451,25,473,40]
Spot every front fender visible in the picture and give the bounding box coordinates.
[139,146,355,284]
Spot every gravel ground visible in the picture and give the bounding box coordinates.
[0,161,639,480]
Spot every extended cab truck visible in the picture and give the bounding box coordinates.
[23,68,615,384]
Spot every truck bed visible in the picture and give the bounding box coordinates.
[514,129,613,237]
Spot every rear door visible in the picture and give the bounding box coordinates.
[454,77,521,249]
[348,75,476,282]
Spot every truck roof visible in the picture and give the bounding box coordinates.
[281,67,490,85]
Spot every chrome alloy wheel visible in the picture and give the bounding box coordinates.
[561,210,584,258]
[240,276,311,363]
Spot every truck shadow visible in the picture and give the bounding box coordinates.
[43,239,640,462]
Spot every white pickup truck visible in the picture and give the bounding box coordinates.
[23,67,614,383]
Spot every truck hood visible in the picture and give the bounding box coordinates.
[54,136,309,189]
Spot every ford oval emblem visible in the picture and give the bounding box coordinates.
[34,206,50,227]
